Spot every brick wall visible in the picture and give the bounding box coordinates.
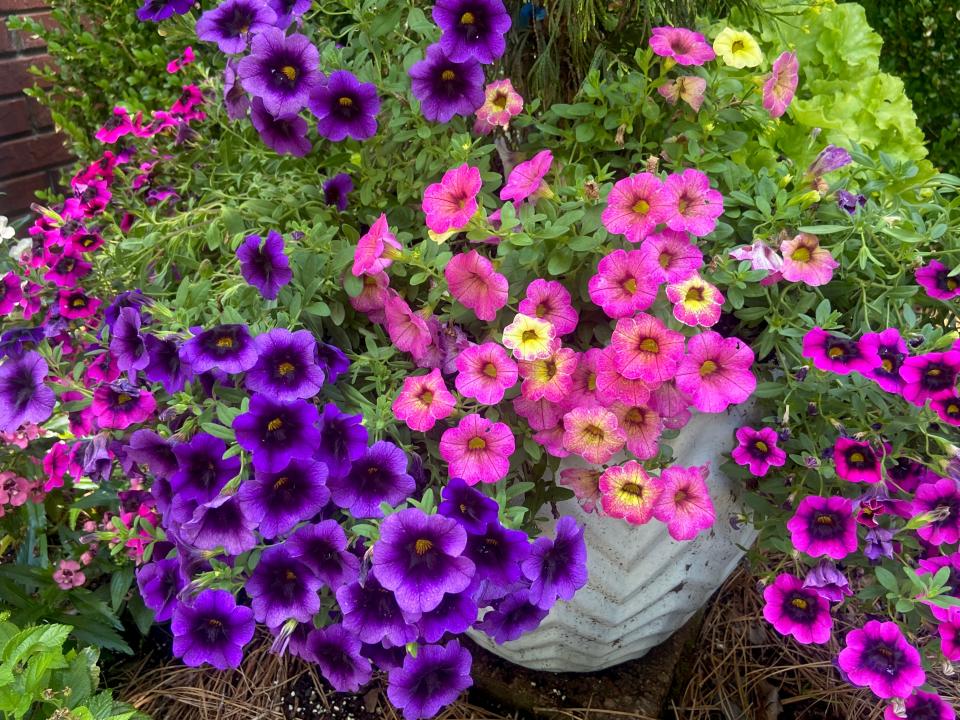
[0,0,72,219]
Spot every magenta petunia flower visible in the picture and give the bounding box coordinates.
[780,233,838,286]
[518,345,578,403]
[657,75,707,112]
[859,328,908,393]
[763,51,799,119]
[444,250,509,321]
[600,461,661,525]
[454,342,517,405]
[611,402,662,459]
[649,26,716,65]
[933,395,960,426]
[352,214,401,277]
[787,495,858,560]
[588,249,662,318]
[834,437,885,483]
[611,313,686,383]
[915,260,960,300]
[601,173,671,243]
[518,279,578,336]
[838,621,925,699]
[762,573,832,644]
[666,273,724,327]
[651,382,693,430]
[422,164,482,233]
[802,327,878,376]
[653,463,714,540]
[938,607,960,662]
[91,383,155,429]
[899,351,960,406]
[500,149,553,205]
[350,271,391,319]
[675,331,755,413]
[661,169,724,237]
[884,691,955,720]
[595,346,654,407]
[384,294,433,354]
[439,414,515,484]
[731,426,786,477]
[911,477,960,546]
[566,348,602,408]
[393,368,456,432]
[562,406,626,465]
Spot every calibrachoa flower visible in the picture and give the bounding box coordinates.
[599,461,660,525]
[246,328,325,401]
[884,691,956,720]
[444,250,508,321]
[437,477,499,533]
[834,438,884,484]
[837,621,925,699]
[91,383,155,429]
[433,0,511,64]
[171,432,240,503]
[562,406,626,465]
[250,98,311,156]
[246,545,322,626]
[518,346,578,402]
[859,328,908,393]
[521,515,588,610]
[393,368,456,432]
[137,0,192,22]
[352,214,400,276]
[464,520,529,586]
[601,173,669,243]
[763,51,799,118]
[323,173,353,211]
[558,468,602,513]
[712,27,763,68]
[656,75,707,112]
[180,494,258,554]
[729,238,783,274]
[611,314,686,383]
[304,625,372,693]
[787,495,858,560]
[409,44,485,123]
[308,70,381,142]
[807,144,852,178]
[0,273,22,315]
[588,249,660,318]
[936,607,960,662]
[731,426,786,477]
[136,558,184,622]
[864,527,894,561]
[195,0,277,54]
[109,307,148,377]
[500,149,553,205]
[661,169,724,237]
[238,458,330,539]
[327,440,414,518]
[899,351,960,406]
[422,164,482,233]
[502,313,556,361]
[171,589,255,670]
[802,327,876,376]
[911,477,960,545]
[475,78,523,130]
[780,233,838,286]
[518,279,578,336]
[236,230,293,300]
[933,395,960,426]
[58,289,101,319]
[315,403,368,477]
[639,229,704,283]
[612,403,662,459]
[454,342,517,404]
[336,573,419,647]
[387,640,473,720]
[802,560,853,603]
[0,351,54,432]
[477,589,549,644]
[232,395,321,472]
[762,573,832,644]
[237,28,320,116]
[180,324,257,375]
[837,189,867,214]
[653,464,715,540]
[384,295,433,355]
[915,260,960,300]
[439,414,515,484]
[666,274,724,327]
[649,26,715,65]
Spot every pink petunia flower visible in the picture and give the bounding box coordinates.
[513,395,563,431]
[392,368,456,432]
[611,402,662,459]
[166,45,195,74]
[52,559,86,590]
[600,461,661,525]
[500,150,553,205]
[661,169,724,237]
[562,406,626,465]
[422,164,482,233]
[601,173,671,243]
[444,250,509,321]
[729,238,783,274]
[455,342,518,405]
[666,273,724,327]
[349,271,391,321]
[649,27,716,66]
[351,214,401,276]
[42,441,74,492]
[475,78,523,131]
[638,229,703,283]
[587,249,661,319]
[384,294,433,354]
[439,414,515,484]
[780,233,838,286]
[657,76,707,112]
[610,314,686,383]
[0,472,31,507]
[518,346,578,403]
[532,423,569,459]
[675,331,756,413]
[763,51,799,119]
[566,348,603,408]
[596,347,654,407]
[649,381,692,430]
[653,463,715,540]
[518,279,579,336]
[502,313,557,361]
[731,426,786,477]
[558,467,602,513]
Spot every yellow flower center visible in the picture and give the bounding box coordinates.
[338,96,353,107]
[948,403,960,415]
[658,252,672,269]
[72,297,86,308]
[685,286,705,303]
[815,514,834,525]
[791,247,811,263]
[483,362,498,378]
[543,359,557,380]
[623,278,638,294]
[881,359,893,372]
[827,346,845,359]
[755,440,768,453]
[419,389,434,405]
[620,482,644,498]
[849,452,865,463]
[492,92,508,110]
[521,329,540,343]
[468,437,487,450]
[415,538,433,555]
[277,362,295,376]
[284,570,297,581]
[790,597,808,610]
[587,373,597,391]
[208,618,223,628]
[632,199,650,214]
[699,360,718,376]
[117,393,132,405]
[460,11,475,24]
[582,424,605,440]
[639,338,659,353]
[927,368,942,377]
[948,278,958,291]
[273,476,289,490]
[280,65,297,81]
[216,337,234,348]
[441,69,456,81]
[535,303,548,318]
[267,418,283,431]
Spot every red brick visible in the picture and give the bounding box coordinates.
[0,0,49,13]
[0,13,53,54]
[0,130,71,179]
[0,96,28,136]
[0,53,52,95]
[0,170,46,216]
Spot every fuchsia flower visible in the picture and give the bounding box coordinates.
[762,51,799,119]
[349,272,390,320]
[899,351,960,406]
[762,573,832,645]
[599,461,661,525]
[639,229,703,283]
[802,327,877,376]
[444,250,509,321]
[834,438,885,483]
[0,472,31,507]
[884,691,955,720]
[648,27,716,66]
[915,260,960,300]
[611,403,662,459]
[439,414,515,484]
[558,468,602,513]
[588,249,661,318]
[384,295,433,354]
[513,395,563,431]
[780,233,838,286]
[787,495,858,560]
[518,279,578,336]
[351,214,401,276]
[455,342,518,405]
[731,427,785,477]
[653,464,714,540]
[58,290,101,320]
[938,607,960,662]
[533,423,569,458]
[675,331,755,413]
[474,78,523,132]
[933,395,960,426]
[596,347,654,407]
[666,273,724,327]
[392,369,456,432]
[500,149,553,205]
[566,348,602,408]
[611,314,686,384]
[0,273,23,316]
[422,164,482,233]
[166,45,195,74]
[562,406,626,464]
[502,313,556,361]
[859,328,908,393]
[661,169,723,237]
[651,381,692,430]
[838,621,925,700]
[911,477,960,546]
[601,173,670,243]
[518,346,578,402]
[657,76,707,111]
[52,559,86,590]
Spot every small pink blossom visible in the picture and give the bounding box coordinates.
[657,76,707,111]
[384,294,433,354]
[349,271,391,321]
[532,424,569,459]
[649,27,716,66]
[444,250,509,321]
[595,346,654,407]
[518,279,578,336]
[763,51,799,119]
[649,382,692,430]
[588,249,661,318]
[422,164,482,233]
[455,342,518,405]
[351,214,401,276]
[392,368,456,432]
[500,150,553,205]
[661,169,724,237]
[601,173,670,243]
[518,346,578,403]
[675,331,755,413]
[638,229,703,283]
[562,406,626,465]
[475,78,523,131]
[653,464,715,541]
[439,414,515,484]
[53,559,86,589]
[780,233,838,287]
[513,395,563,431]
[558,468,602,513]
[0,472,31,507]
[610,313,686,383]
[666,273,724,327]
[166,45,195,74]
[612,402,662,459]
[729,239,783,273]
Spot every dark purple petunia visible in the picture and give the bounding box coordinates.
[81,434,113,482]
[438,477,500,534]
[477,588,549,644]
[0,327,45,359]
[308,70,380,142]
[245,328,324,400]
[171,432,241,503]
[417,591,478,643]
[372,508,475,614]
[802,560,853,603]
[136,0,192,22]
[195,0,277,54]
[464,520,530,587]
[233,394,321,472]
[245,545,322,627]
[432,0,512,64]
[327,440,415,518]
[125,429,178,479]
[521,515,588,610]
[136,557,185,622]
[103,289,150,331]
[180,494,258,555]
[236,230,293,300]
[267,0,310,28]
[238,457,330,539]
[223,61,250,120]
[0,351,55,432]
[836,189,866,214]
[314,341,349,384]
[336,572,420,646]
[171,589,256,670]
[315,403,368,477]
[250,97,312,156]
[179,324,258,375]
[238,28,321,116]
[386,639,473,720]
[408,44,485,123]
[144,334,194,393]
[322,173,353,211]
[303,625,372,693]
[286,520,360,589]
[109,307,149,379]
[837,620,925,699]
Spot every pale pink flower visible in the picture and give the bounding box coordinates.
[666,273,724,327]
[384,294,433,354]
[600,461,661,525]
[562,406,626,465]
[53,559,86,589]
[780,233,838,287]
[455,342,518,405]
[422,164,482,233]
[533,423,569,458]
[661,169,724,237]
[638,229,703,283]
[348,271,391,321]
[444,250,509,321]
[392,368,456,432]
[439,414,515,484]
[611,313,686,383]
[0,472,30,507]
[763,51,799,119]
[351,213,401,276]
[558,467,602,513]
[518,346,578,402]
[513,395,564,432]
[729,239,783,273]
[657,76,707,111]
[653,464,715,541]
[601,173,671,243]
[518,279,578,336]
[612,402,663,459]
[566,348,603,408]
[475,78,523,130]
[649,382,692,430]
[500,149,553,205]
[596,346,654,407]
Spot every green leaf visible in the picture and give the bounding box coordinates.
[109,567,133,612]
[874,566,899,593]
[200,422,235,442]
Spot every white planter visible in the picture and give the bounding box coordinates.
[469,404,757,672]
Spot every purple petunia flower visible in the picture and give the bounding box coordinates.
[432,0,511,65]
[322,173,353,211]
[171,589,256,669]
[0,326,45,359]
[303,625,372,692]
[838,620,925,699]
[836,189,866,214]
[144,334,194,393]
[464,520,530,587]
[336,572,420,646]
[386,639,473,720]
[314,341,349,384]
[408,44,485,123]
[136,0,192,22]
[417,592,478,643]
[808,145,852,178]
[136,557,185,622]
[864,527,894,561]
[250,97,312,156]
[246,545,322,627]
[267,0,310,28]
[238,457,329,539]
[762,573,833,644]
[245,328,323,400]
[286,519,360,589]
[372,508,476,615]
[327,440,415,518]
[109,307,149,379]
[172,432,241,503]
[195,0,277,54]
[81,434,113,482]
[180,494,258,555]
[238,28,320,116]
[125,429,178,479]
[104,290,151,331]
[786,495,858,560]
[180,324,258,375]
[477,588,549,644]
[0,351,55,432]
[438,477,500,534]
[802,560,853,603]
[521,516,588,610]
[233,394,321,472]
[315,403,368,477]
[223,61,250,120]
[236,230,293,300]
[308,70,380,142]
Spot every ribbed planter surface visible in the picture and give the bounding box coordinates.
[468,404,757,672]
